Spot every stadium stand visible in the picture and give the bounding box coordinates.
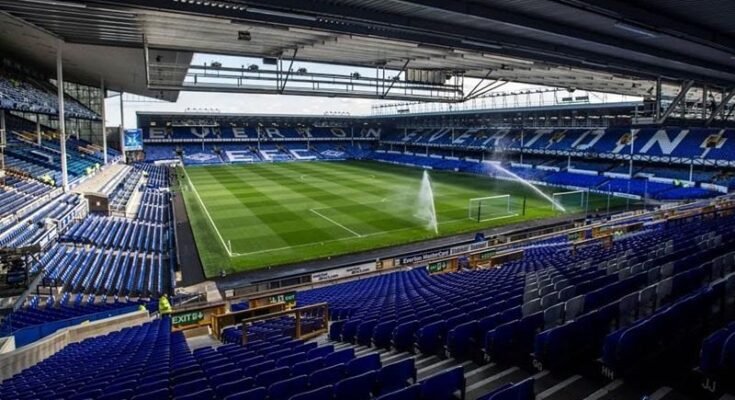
[3,202,733,400]
[0,161,173,344]
[0,68,98,120]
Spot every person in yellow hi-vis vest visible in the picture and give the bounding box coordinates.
[159,294,172,317]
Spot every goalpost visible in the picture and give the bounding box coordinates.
[468,194,514,222]
[552,190,587,213]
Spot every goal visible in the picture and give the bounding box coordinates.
[468,195,514,222]
[551,190,587,213]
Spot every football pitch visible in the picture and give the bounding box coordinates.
[179,161,622,277]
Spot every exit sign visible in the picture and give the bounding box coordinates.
[172,310,204,326]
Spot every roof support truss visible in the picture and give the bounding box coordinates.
[656,80,695,124]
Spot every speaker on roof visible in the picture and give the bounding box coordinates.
[263,57,278,65]
[405,69,446,85]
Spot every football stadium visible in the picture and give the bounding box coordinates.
[1,1,735,400]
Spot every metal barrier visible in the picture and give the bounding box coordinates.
[210,302,287,339]
[239,302,329,345]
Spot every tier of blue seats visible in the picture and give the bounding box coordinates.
[220,316,326,345]
[381,126,735,162]
[40,138,104,168]
[62,215,167,253]
[3,136,105,186]
[297,211,735,392]
[0,186,34,218]
[137,191,171,224]
[0,297,146,333]
[0,315,466,400]
[699,321,735,388]
[543,172,607,188]
[138,163,171,188]
[371,151,720,200]
[32,244,168,297]
[181,144,225,165]
[7,139,98,179]
[0,69,98,119]
[533,237,734,373]
[109,168,143,211]
[143,126,379,141]
[0,319,170,400]
[3,154,59,183]
[172,333,462,400]
[143,144,177,162]
[5,176,53,197]
[0,193,79,248]
[144,142,374,164]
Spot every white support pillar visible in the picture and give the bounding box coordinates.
[689,158,695,183]
[119,91,126,163]
[0,109,6,148]
[629,130,635,178]
[57,41,69,192]
[100,77,107,164]
[1,109,6,172]
[36,115,41,145]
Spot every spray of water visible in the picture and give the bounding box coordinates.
[485,163,568,213]
[415,170,439,234]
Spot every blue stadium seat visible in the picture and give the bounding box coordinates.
[224,387,266,400]
[216,377,254,398]
[292,357,325,377]
[419,366,465,400]
[376,384,421,400]
[346,353,381,376]
[324,348,355,367]
[476,378,534,400]
[335,370,378,400]
[309,364,347,388]
[378,358,416,394]
[255,366,291,388]
[268,375,309,400]
[289,385,333,400]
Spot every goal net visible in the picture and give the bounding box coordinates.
[551,190,587,213]
[468,195,514,222]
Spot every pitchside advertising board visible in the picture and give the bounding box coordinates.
[123,129,144,151]
[397,240,489,266]
[311,263,376,283]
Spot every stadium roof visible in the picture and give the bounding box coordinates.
[1,0,734,101]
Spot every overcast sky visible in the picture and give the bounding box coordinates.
[104,53,638,129]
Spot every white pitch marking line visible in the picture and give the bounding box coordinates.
[231,217,470,257]
[310,208,363,237]
[474,213,520,223]
[182,168,233,257]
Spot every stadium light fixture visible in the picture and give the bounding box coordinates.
[24,0,86,7]
[613,22,657,38]
[482,54,534,65]
[460,40,504,50]
[247,7,318,21]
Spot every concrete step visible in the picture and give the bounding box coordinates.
[538,375,607,400]
[466,366,531,400]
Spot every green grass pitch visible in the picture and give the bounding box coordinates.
[178,160,622,277]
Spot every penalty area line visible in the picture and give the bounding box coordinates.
[309,208,363,238]
[472,213,520,223]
